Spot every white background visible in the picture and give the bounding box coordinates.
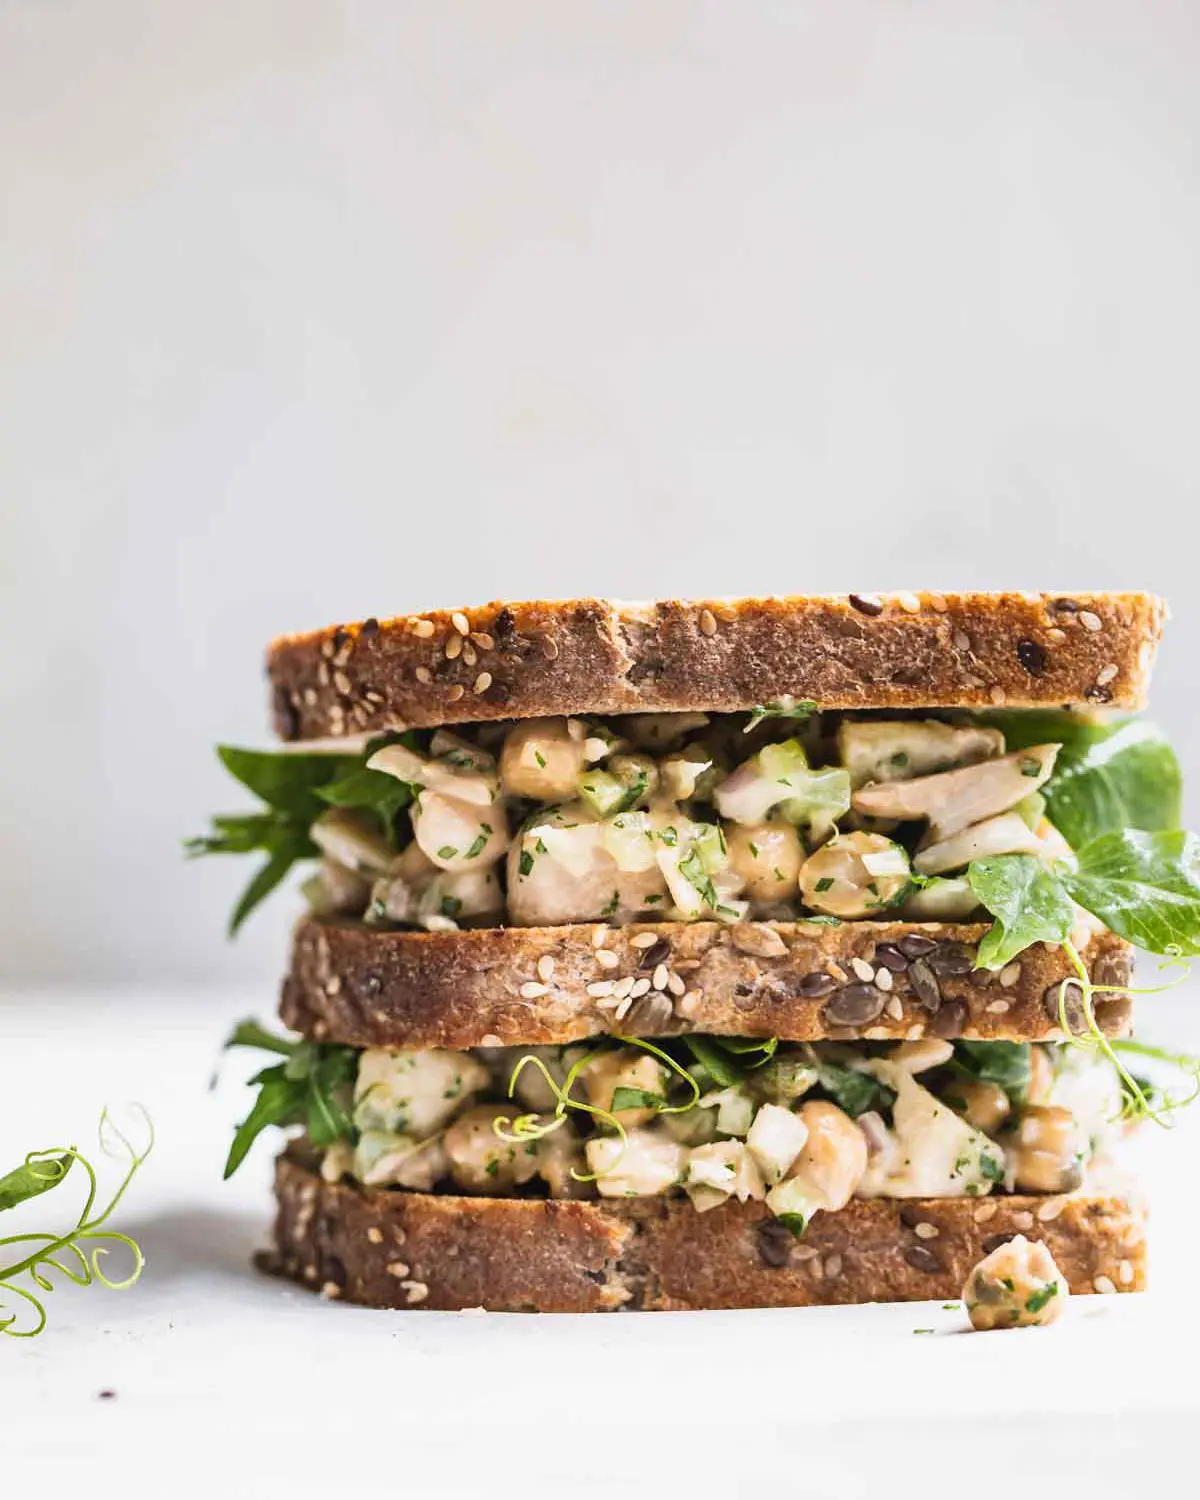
[2,0,1199,986]
[3,3,1200,1491]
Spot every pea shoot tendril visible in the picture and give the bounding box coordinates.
[0,1107,153,1338]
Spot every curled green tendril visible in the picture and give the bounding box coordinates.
[0,1107,153,1338]
[1057,942,1195,1127]
[499,1051,627,1181]
[612,1034,701,1114]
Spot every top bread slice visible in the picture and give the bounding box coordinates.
[267,591,1166,739]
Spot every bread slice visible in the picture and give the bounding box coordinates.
[266,591,1166,739]
[262,1151,1145,1312]
[283,915,1133,1048]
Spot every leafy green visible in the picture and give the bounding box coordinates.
[682,1036,745,1088]
[187,744,407,935]
[610,1086,666,1112]
[1064,830,1200,956]
[968,855,1074,969]
[744,699,819,733]
[0,1110,151,1338]
[774,1212,808,1238]
[223,1021,358,1178]
[985,713,1181,850]
[0,1153,72,1213]
[811,1059,894,1118]
[953,1040,1032,1105]
[1025,1282,1058,1314]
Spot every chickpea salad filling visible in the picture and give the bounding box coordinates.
[191,704,1194,949]
[224,1024,1155,1233]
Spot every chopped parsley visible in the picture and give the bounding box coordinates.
[437,845,458,860]
[1019,756,1042,778]
[534,751,546,768]
[464,825,492,859]
[518,849,535,876]
[601,890,620,918]
[814,877,834,893]
[1025,1283,1058,1313]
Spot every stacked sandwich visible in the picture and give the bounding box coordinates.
[196,591,1200,1315]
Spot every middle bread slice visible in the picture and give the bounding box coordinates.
[284,915,1132,1048]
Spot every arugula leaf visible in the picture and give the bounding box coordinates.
[812,1060,893,1118]
[1063,830,1200,956]
[744,699,818,733]
[0,1154,73,1213]
[316,767,414,829]
[227,839,312,935]
[968,855,1074,969]
[216,746,359,816]
[953,1040,1031,1105]
[682,1036,744,1088]
[610,1086,666,1113]
[985,714,1181,849]
[223,1070,307,1180]
[222,1024,358,1177]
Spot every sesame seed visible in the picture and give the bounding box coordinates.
[320,637,336,659]
[914,1222,939,1240]
[415,666,433,685]
[594,994,620,1011]
[953,630,971,652]
[1011,1211,1034,1230]
[412,618,435,638]
[540,635,559,660]
[875,967,893,992]
[452,612,470,635]
[630,977,652,998]
[896,591,921,614]
[1118,1260,1134,1285]
[595,949,619,970]
[989,685,1007,705]
[325,974,342,996]
[631,932,659,949]
[1096,663,1118,686]
[333,670,351,696]
[462,642,477,668]
[614,996,634,1021]
[679,990,702,1016]
[303,687,318,706]
[445,684,465,702]
[698,608,717,636]
[480,1034,502,1047]
[963,674,985,689]
[537,955,556,982]
[1094,1274,1116,1295]
[401,1280,429,1304]
[667,972,686,997]
[317,661,330,686]
[823,1253,842,1278]
[592,927,611,948]
[885,996,903,1020]
[1080,611,1103,632]
[333,640,353,667]
[827,962,848,984]
[929,593,948,612]
[850,957,874,983]
[715,604,737,622]
[445,633,462,660]
[587,981,615,998]
[999,962,1021,988]
[973,1202,997,1222]
[321,1281,342,1299]
[652,964,669,991]
[364,690,384,704]
[1037,1198,1066,1222]
[612,976,635,999]
[471,632,494,650]
[791,1244,819,1261]
[367,1227,383,1244]
[350,704,370,727]
[473,671,493,695]
[520,981,549,999]
[985,999,1011,1013]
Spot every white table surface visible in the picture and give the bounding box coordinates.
[4,983,1199,1497]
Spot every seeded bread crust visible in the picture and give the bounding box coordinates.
[282,916,1133,1048]
[266,591,1166,739]
[261,1151,1145,1312]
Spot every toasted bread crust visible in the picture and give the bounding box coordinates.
[266,591,1166,739]
[261,1152,1145,1312]
[282,916,1133,1048]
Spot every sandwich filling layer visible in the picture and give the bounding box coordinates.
[228,1028,1138,1236]
[192,705,1182,942]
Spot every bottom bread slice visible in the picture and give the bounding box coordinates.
[261,1152,1146,1313]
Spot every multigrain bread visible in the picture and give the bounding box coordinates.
[267,591,1166,739]
[262,1151,1146,1312]
[282,915,1133,1049]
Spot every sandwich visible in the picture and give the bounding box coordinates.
[192,591,1200,1315]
